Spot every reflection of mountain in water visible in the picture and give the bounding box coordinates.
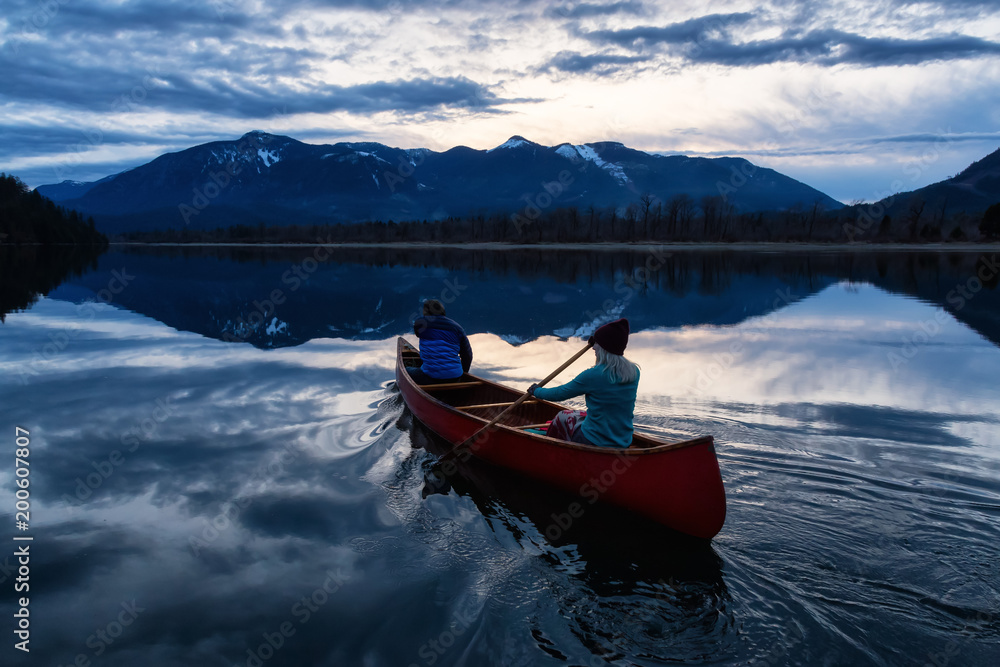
[38,246,1000,350]
[869,252,1000,347]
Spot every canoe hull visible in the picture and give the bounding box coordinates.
[395,338,726,539]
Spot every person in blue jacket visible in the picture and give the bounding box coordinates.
[408,299,473,384]
[528,318,639,448]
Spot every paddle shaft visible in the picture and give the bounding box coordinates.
[446,341,594,458]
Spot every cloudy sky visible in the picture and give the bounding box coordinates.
[2,0,999,202]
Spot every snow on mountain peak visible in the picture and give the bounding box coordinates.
[558,144,629,184]
[353,150,390,164]
[555,145,578,160]
[258,148,280,167]
[487,136,534,152]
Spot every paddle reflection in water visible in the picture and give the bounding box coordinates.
[403,413,734,665]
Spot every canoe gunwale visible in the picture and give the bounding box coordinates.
[396,337,714,456]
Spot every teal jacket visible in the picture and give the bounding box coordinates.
[533,365,639,448]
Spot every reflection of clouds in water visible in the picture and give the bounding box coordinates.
[24,484,367,665]
[1,298,402,374]
[0,299,409,665]
[458,283,1000,530]
[472,283,998,418]
[4,309,177,339]
[2,270,998,666]
[542,292,568,304]
[946,421,1000,461]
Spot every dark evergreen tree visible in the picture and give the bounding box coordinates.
[0,173,108,246]
[980,203,1000,240]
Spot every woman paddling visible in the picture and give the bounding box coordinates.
[528,318,640,448]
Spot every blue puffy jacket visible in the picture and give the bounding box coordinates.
[414,315,473,380]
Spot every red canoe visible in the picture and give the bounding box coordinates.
[395,338,727,539]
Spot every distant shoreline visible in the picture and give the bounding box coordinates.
[110,241,1000,252]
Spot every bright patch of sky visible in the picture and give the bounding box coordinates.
[1,0,998,201]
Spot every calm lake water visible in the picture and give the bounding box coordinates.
[1,246,998,666]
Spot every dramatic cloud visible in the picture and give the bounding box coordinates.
[139,74,512,118]
[1,37,510,117]
[581,12,758,49]
[692,31,1000,67]
[539,51,651,74]
[0,125,189,158]
[544,1,646,19]
[0,0,998,200]
[581,15,1000,67]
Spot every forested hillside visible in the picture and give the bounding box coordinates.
[0,174,108,245]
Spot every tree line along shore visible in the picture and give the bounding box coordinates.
[2,171,997,246]
[117,195,999,245]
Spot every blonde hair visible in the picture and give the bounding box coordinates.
[594,343,639,384]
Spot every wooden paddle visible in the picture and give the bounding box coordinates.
[443,340,594,462]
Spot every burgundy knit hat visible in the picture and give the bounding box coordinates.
[592,318,629,356]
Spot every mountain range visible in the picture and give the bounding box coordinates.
[873,147,1000,220]
[37,132,844,234]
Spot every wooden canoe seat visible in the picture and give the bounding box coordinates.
[456,400,538,411]
[417,381,483,390]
